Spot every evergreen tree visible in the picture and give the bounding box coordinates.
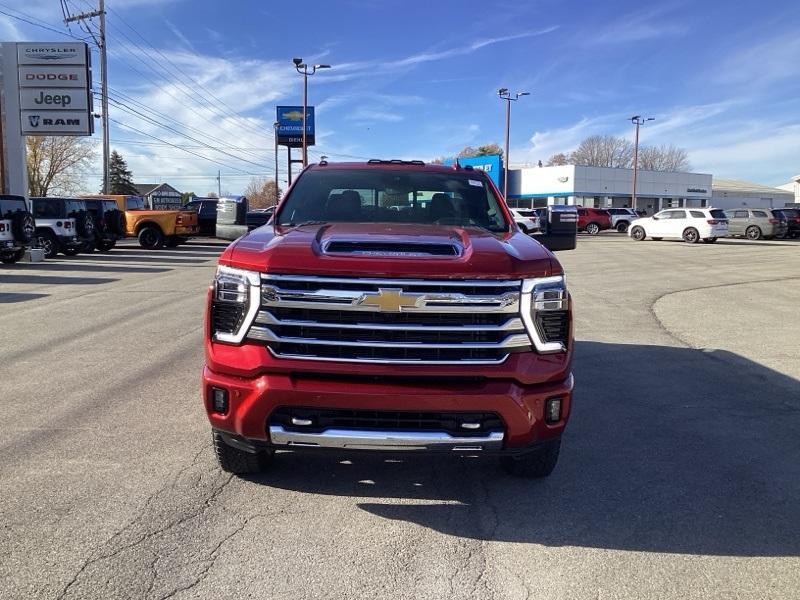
[106,150,139,195]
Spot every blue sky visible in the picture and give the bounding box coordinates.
[2,0,799,194]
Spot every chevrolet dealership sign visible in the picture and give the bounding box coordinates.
[15,43,93,136]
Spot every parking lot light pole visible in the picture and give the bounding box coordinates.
[293,59,331,168]
[630,115,654,212]
[498,89,529,199]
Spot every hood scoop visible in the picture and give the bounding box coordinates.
[323,240,461,257]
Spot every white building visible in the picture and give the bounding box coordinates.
[506,165,712,215]
[777,174,800,204]
[710,179,794,210]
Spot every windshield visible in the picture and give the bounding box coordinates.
[277,168,509,232]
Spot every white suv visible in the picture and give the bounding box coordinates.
[510,208,540,234]
[605,207,640,233]
[629,208,729,244]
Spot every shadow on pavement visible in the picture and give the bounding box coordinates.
[0,292,49,303]
[7,263,171,274]
[251,341,800,557]
[61,254,209,264]
[0,274,117,285]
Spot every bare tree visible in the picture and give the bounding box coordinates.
[244,177,281,209]
[570,135,632,168]
[26,136,96,196]
[546,152,571,166]
[457,143,503,158]
[637,144,691,171]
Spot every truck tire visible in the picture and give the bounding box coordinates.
[630,226,646,241]
[501,438,561,478]
[616,221,630,233]
[38,230,58,258]
[138,225,164,249]
[12,211,36,244]
[212,431,272,474]
[1,249,25,264]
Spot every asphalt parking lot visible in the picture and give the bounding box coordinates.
[1,235,799,600]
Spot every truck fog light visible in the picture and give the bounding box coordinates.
[211,388,229,414]
[545,397,562,423]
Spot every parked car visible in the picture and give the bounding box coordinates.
[83,194,199,249]
[0,195,36,264]
[723,208,787,240]
[31,197,93,258]
[773,208,800,238]
[203,160,574,479]
[80,198,126,251]
[510,208,540,234]
[605,207,640,233]
[629,208,728,243]
[576,207,612,234]
[184,198,218,236]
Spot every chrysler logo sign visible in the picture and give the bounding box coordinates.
[23,46,79,61]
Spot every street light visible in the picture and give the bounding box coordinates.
[498,89,530,199]
[294,58,331,167]
[630,115,655,212]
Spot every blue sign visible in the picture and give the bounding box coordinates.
[443,155,504,191]
[276,105,314,147]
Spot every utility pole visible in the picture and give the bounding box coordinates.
[293,58,331,167]
[273,121,279,204]
[497,89,529,199]
[217,170,221,197]
[65,1,109,193]
[630,115,654,212]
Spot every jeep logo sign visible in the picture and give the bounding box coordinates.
[19,88,88,111]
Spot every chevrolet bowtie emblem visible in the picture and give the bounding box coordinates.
[358,288,423,312]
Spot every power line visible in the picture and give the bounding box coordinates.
[101,93,276,173]
[0,4,87,39]
[105,5,279,146]
[107,116,258,175]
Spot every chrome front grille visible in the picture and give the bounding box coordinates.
[247,274,530,364]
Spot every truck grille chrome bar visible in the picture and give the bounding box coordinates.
[249,275,529,364]
[268,426,505,451]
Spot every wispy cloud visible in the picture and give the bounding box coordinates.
[346,108,404,123]
[164,19,196,52]
[588,6,688,45]
[715,32,800,87]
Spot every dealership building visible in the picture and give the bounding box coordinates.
[505,165,712,215]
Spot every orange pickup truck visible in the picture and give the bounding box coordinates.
[83,194,199,249]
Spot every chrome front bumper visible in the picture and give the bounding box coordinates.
[268,425,504,452]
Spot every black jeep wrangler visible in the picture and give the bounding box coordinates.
[0,195,36,264]
[80,198,126,252]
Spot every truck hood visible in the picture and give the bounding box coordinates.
[224,222,557,279]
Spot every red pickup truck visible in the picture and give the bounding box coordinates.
[203,161,574,478]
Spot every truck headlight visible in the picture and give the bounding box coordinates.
[212,265,260,344]
[520,275,569,353]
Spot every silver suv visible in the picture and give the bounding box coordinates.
[605,207,640,233]
[723,208,788,240]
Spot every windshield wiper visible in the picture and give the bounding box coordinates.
[284,220,328,227]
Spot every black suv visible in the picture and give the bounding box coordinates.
[0,195,36,264]
[81,198,126,251]
[31,197,94,258]
[774,208,800,238]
